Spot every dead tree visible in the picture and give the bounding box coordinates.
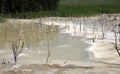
[79,20,82,36]
[113,24,120,56]
[25,24,30,50]
[72,19,77,39]
[45,24,52,65]
[46,39,50,64]
[118,24,120,42]
[83,17,87,38]
[12,39,24,64]
[91,20,97,42]
[99,14,109,39]
[39,19,44,51]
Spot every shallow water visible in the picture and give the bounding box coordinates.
[0,31,90,65]
[41,33,90,61]
[0,18,100,65]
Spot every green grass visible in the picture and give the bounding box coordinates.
[58,5,120,17]
[0,17,6,23]
[1,11,58,19]
[58,0,120,17]
[59,0,120,5]
[0,0,120,18]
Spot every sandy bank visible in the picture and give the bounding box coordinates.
[0,63,120,74]
[90,40,120,64]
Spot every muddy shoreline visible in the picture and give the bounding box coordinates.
[0,14,120,74]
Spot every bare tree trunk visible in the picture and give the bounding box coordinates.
[73,20,77,37]
[79,20,82,36]
[100,14,106,39]
[32,24,36,40]
[118,33,120,42]
[45,20,51,64]
[114,30,120,56]
[92,22,96,42]
[46,39,50,64]
[100,15,109,40]
[83,17,86,38]
[12,48,17,64]
[118,25,120,42]
[25,24,30,50]
[39,20,43,51]
[4,30,7,44]
[101,20,105,39]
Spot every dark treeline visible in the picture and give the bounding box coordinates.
[0,0,59,14]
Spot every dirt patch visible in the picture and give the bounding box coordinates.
[0,64,120,74]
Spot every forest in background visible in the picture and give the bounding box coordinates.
[0,0,120,18]
[0,0,59,13]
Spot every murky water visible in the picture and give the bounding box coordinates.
[0,31,90,65]
[41,33,90,61]
[1,15,120,74]
[0,17,96,64]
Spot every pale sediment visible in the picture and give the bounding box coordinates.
[6,16,120,64]
[90,40,120,64]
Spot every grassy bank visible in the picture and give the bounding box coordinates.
[0,0,120,18]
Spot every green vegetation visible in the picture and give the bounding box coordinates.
[0,0,59,13]
[58,0,120,16]
[1,11,58,19]
[58,5,120,17]
[0,17,5,23]
[59,0,120,5]
[0,0,120,18]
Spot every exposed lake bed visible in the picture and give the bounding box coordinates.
[0,14,120,74]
